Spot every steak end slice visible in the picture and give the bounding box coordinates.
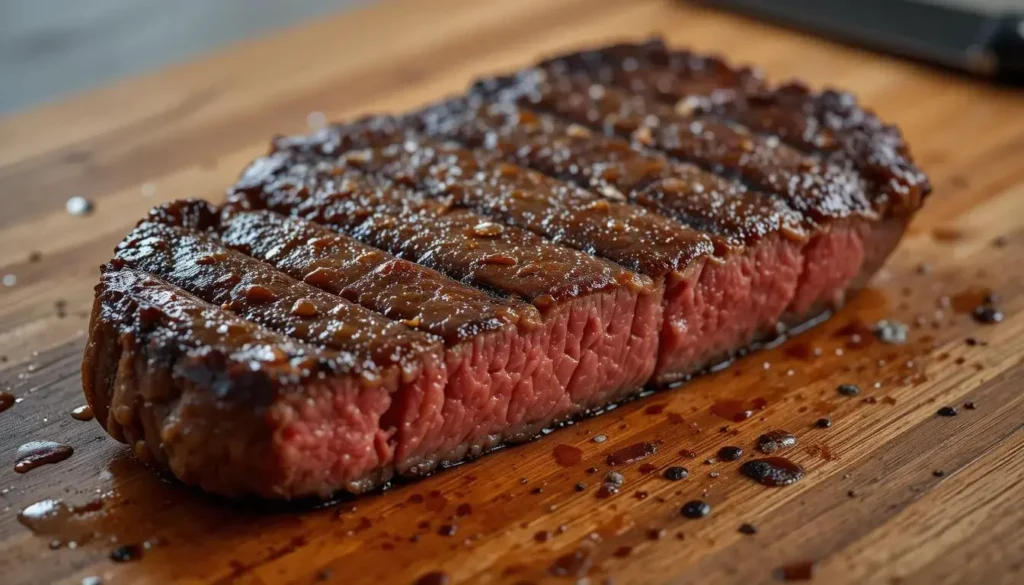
[83,39,928,499]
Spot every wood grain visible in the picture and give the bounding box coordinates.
[1,0,1023,584]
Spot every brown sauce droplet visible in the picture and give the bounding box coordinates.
[414,572,450,585]
[711,397,767,422]
[739,457,806,486]
[534,530,552,543]
[455,503,472,517]
[606,442,658,466]
[70,405,94,421]
[14,441,73,473]
[0,391,15,413]
[644,403,667,415]
[637,463,657,475]
[775,561,815,581]
[783,342,814,360]
[552,444,584,467]
[549,548,593,578]
[666,412,685,425]
[437,524,457,537]
[717,446,743,461]
[756,430,797,454]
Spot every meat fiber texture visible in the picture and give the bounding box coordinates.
[83,38,929,499]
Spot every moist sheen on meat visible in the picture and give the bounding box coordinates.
[82,38,930,499]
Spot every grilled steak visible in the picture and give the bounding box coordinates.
[83,39,929,498]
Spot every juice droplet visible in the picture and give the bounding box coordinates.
[739,457,805,487]
[415,572,450,585]
[70,405,94,421]
[775,561,815,581]
[552,444,584,467]
[14,441,73,473]
[606,441,658,466]
[711,397,767,422]
[0,391,15,413]
[756,430,797,454]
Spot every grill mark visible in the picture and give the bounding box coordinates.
[472,70,875,224]
[411,95,807,248]
[97,265,361,390]
[225,156,646,312]
[271,116,714,278]
[217,209,533,345]
[537,39,930,215]
[114,217,437,372]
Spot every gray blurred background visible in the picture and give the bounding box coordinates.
[0,0,364,114]
[0,0,1020,115]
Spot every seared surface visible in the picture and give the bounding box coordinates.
[116,213,436,371]
[414,96,807,247]
[81,37,929,499]
[275,117,714,278]
[219,210,532,344]
[87,265,352,410]
[473,71,874,222]
[228,156,648,308]
[538,38,930,215]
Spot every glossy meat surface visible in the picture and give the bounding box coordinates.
[538,37,930,214]
[473,70,874,222]
[273,117,714,278]
[116,216,436,371]
[415,96,807,247]
[228,155,648,308]
[218,210,532,344]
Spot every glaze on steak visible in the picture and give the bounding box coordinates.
[83,39,929,498]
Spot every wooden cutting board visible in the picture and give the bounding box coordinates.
[1,0,1022,583]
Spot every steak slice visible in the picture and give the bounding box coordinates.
[472,69,918,316]
[408,96,811,379]
[216,208,659,477]
[225,168,663,471]
[85,265,399,498]
[83,40,929,499]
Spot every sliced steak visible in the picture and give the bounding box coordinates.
[225,169,663,471]
[217,208,659,476]
[270,117,798,379]
[408,96,810,378]
[472,70,917,318]
[83,40,929,499]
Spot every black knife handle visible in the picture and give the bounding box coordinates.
[697,0,1024,85]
